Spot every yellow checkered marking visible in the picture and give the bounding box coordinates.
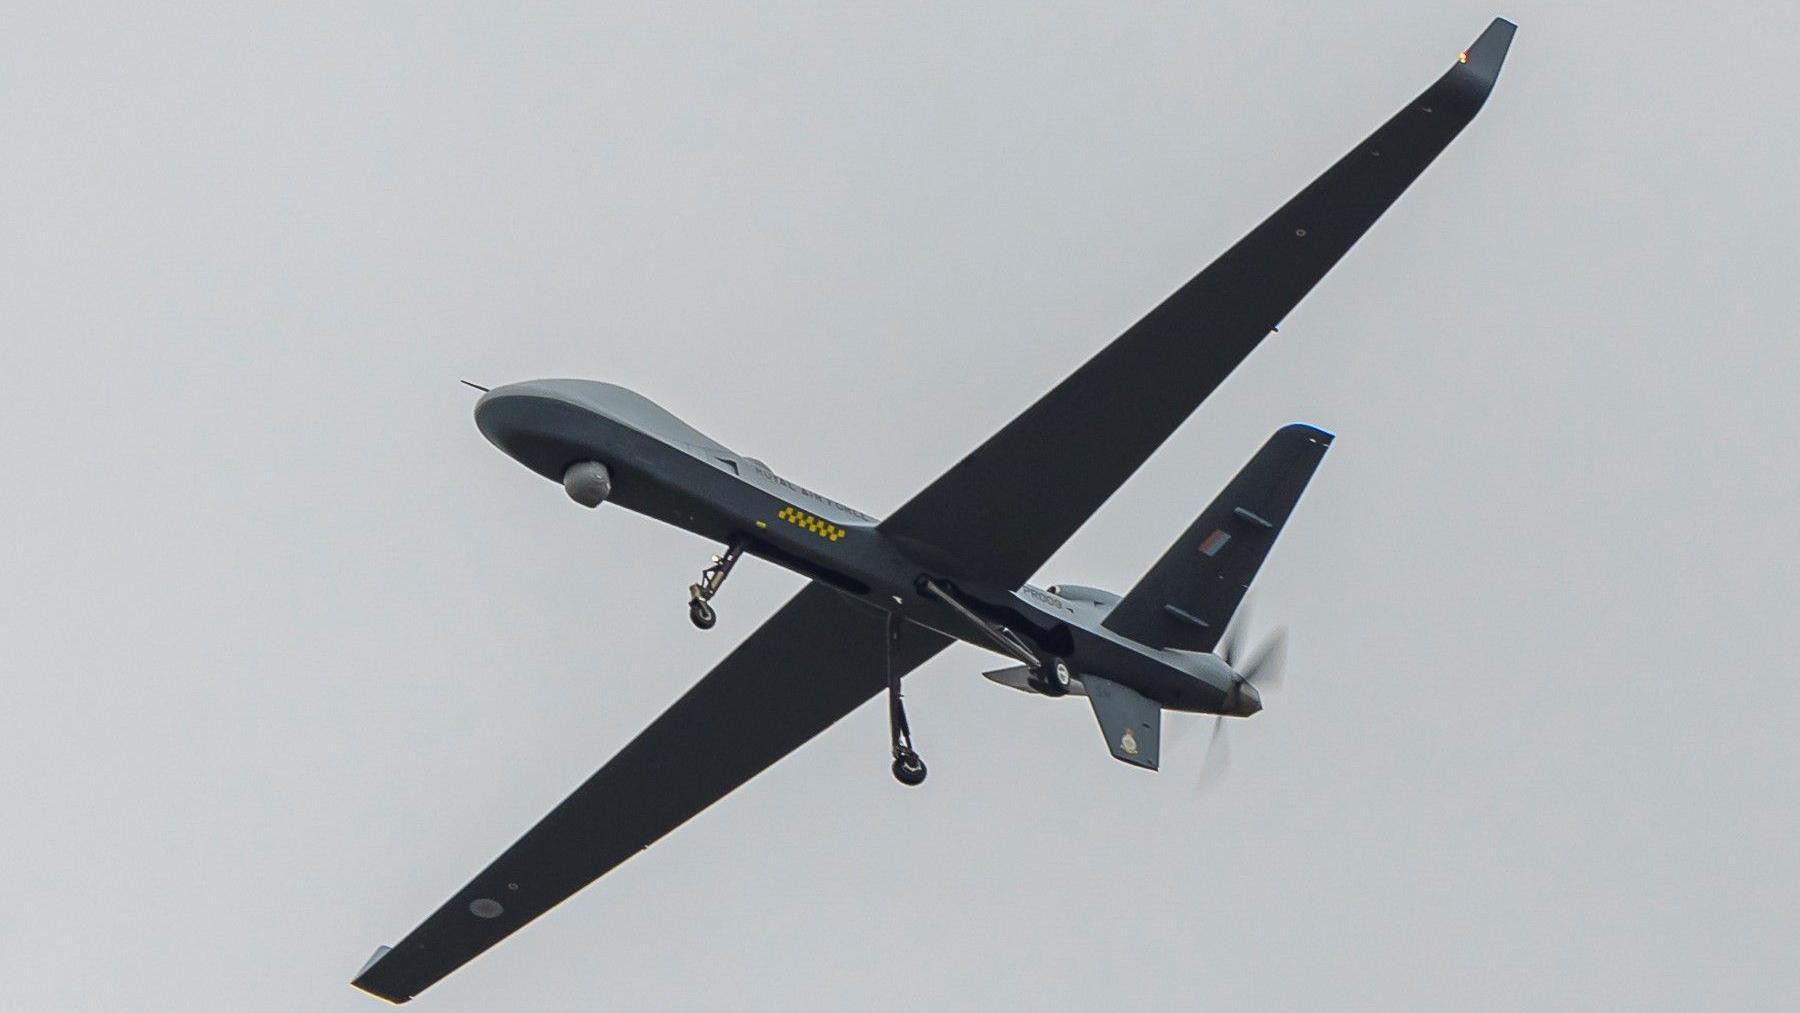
[776,506,846,541]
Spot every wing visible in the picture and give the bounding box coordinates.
[1102,424,1333,652]
[878,19,1513,589]
[352,583,953,1003]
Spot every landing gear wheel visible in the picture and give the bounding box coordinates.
[883,611,928,787]
[688,599,716,630]
[891,751,927,786]
[1033,656,1073,697]
[686,538,745,631]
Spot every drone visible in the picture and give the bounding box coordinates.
[354,18,1512,1003]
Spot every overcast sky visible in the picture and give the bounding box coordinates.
[5,2,1796,1010]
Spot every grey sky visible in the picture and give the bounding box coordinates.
[4,2,1795,1010]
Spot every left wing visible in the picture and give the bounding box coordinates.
[352,583,952,1003]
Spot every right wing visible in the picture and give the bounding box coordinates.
[352,583,952,1003]
[878,19,1513,590]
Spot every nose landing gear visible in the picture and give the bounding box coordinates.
[687,537,746,630]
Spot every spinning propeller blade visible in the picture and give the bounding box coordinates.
[1192,602,1289,792]
[1239,626,1287,691]
[1196,716,1231,794]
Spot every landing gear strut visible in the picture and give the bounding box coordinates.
[687,537,747,630]
[917,574,1068,697]
[885,612,927,786]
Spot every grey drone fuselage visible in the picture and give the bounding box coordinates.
[474,378,1253,718]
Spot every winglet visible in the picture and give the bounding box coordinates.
[1456,18,1516,89]
[352,946,408,1004]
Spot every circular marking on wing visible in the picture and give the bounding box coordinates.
[469,898,505,919]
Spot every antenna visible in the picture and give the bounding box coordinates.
[460,380,491,393]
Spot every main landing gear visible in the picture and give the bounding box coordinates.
[917,576,1057,694]
[885,612,927,786]
[687,537,747,630]
[1029,656,1074,698]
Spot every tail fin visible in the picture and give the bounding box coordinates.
[1102,424,1333,652]
[1083,675,1161,770]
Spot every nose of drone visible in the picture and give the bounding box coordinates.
[474,384,550,463]
[472,380,609,483]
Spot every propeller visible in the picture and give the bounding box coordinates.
[1184,599,1288,793]
[1235,625,1287,691]
[1195,715,1232,794]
